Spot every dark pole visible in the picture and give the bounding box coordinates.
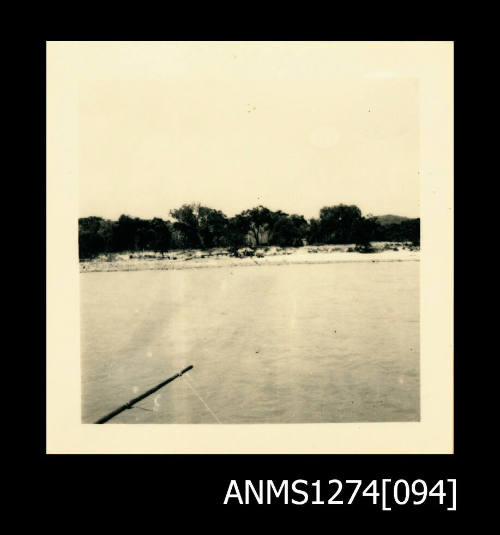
[95,365,194,424]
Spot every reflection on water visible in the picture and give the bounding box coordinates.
[81,261,419,423]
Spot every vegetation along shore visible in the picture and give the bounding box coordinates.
[79,203,420,273]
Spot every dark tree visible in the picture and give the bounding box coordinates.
[376,218,420,245]
[238,206,275,246]
[402,218,420,246]
[97,219,117,252]
[198,206,228,249]
[79,217,105,259]
[114,215,139,251]
[319,204,363,244]
[224,214,251,255]
[170,203,230,249]
[151,218,172,255]
[270,213,308,247]
[307,218,322,244]
[136,220,155,251]
[352,216,380,252]
[170,204,203,248]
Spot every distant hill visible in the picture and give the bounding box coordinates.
[374,215,412,226]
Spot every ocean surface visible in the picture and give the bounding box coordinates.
[80,261,419,423]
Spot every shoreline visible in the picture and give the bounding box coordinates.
[80,243,420,273]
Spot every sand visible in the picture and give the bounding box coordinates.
[80,243,419,273]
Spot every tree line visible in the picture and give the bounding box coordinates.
[79,203,420,259]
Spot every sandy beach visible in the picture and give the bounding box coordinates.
[80,242,419,273]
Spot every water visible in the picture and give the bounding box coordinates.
[81,261,419,423]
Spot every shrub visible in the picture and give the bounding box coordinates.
[354,244,374,253]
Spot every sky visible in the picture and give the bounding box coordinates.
[79,77,419,221]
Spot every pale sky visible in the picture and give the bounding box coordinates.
[79,77,419,221]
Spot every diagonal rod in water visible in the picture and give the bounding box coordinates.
[95,365,194,424]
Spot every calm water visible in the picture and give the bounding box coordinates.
[81,261,419,423]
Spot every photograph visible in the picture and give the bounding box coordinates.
[46,41,453,453]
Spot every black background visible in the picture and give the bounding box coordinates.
[36,36,464,520]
